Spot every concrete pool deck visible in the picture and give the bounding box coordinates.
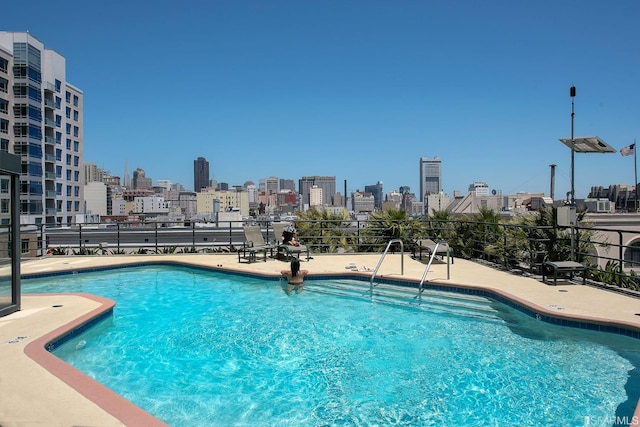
[1,253,640,426]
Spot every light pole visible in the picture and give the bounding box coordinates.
[569,86,576,260]
[570,86,576,206]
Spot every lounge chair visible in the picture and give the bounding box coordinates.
[237,225,272,263]
[272,222,311,261]
[414,238,454,264]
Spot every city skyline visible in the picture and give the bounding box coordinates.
[5,1,640,200]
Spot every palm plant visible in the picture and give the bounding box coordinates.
[359,209,420,252]
[296,207,355,253]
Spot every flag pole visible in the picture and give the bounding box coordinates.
[635,139,638,212]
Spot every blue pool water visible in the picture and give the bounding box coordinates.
[22,265,640,426]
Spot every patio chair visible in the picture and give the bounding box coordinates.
[542,260,586,286]
[237,225,272,263]
[272,222,311,261]
[414,238,454,264]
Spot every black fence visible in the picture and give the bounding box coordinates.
[5,218,640,291]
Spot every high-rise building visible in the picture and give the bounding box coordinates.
[299,176,336,207]
[132,167,152,190]
[364,181,384,210]
[419,156,442,202]
[193,157,209,192]
[0,32,84,225]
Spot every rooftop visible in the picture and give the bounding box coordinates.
[2,253,640,425]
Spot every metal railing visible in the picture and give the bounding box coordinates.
[4,216,640,292]
[370,238,404,297]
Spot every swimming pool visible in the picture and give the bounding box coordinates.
[23,264,640,426]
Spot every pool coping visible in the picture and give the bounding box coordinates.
[23,293,168,427]
[14,256,640,425]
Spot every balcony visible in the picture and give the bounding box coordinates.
[44,154,56,163]
[44,82,55,92]
[44,118,56,128]
[44,171,56,180]
[44,99,55,110]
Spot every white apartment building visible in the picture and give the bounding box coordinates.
[84,181,107,216]
[0,32,84,225]
[425,191,451,214]
[0,45,13,225]
[309,185,323,207]
[134,195,169,214]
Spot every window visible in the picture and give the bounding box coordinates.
[73,141,79,152]
[21,239,30,254]
[55,96,61,109]
[55,114,61,127]
[65,107,71,119]
[28,67,41,84]
[66,139,71,150]
[73,110,78,121]
[74,201,80,211]
[73,126,79,137]
[55,131,62,144]
[65,91,71,103]
[55,166,62,178]
[0,138,7,152]
[74,186,79,197]
[65,123,71,135]
[66,185,71,197]
[66,201,72,211]
[73,156,79,166]
[74,170,79,181]
[65,154,71,165]
[66,169,71,180]
[55,149,62,161]
[73,95,78,106]
[56,183,62,194]
[0,178,9,193]
[0,199,8,214]
[55,79,61,93]
[28,85,41,102]
[27,162,42,176]
[28,124,42,140]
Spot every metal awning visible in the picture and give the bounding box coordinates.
[558,136,616,153]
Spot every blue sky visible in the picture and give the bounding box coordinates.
[5,1,640,199]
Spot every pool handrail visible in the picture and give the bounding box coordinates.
[418,241,444,302]
[370,238,404,296]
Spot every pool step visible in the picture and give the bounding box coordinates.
[304,280,504,322]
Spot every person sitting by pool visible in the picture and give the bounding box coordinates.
[281,224,301,247]
[281,258,308,285]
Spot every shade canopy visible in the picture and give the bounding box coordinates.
[558,136,616,153]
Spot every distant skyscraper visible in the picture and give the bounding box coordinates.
[193,157,209,192]
[364,181,384,210]
[299,176,336,207]
[123,160,130,188]
[419,156,442,201]
[132,167,152,190]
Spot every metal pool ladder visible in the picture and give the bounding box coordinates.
[417,240,449,302]
[370,238,404,297]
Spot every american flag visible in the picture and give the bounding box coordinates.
[620,143,635,157]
